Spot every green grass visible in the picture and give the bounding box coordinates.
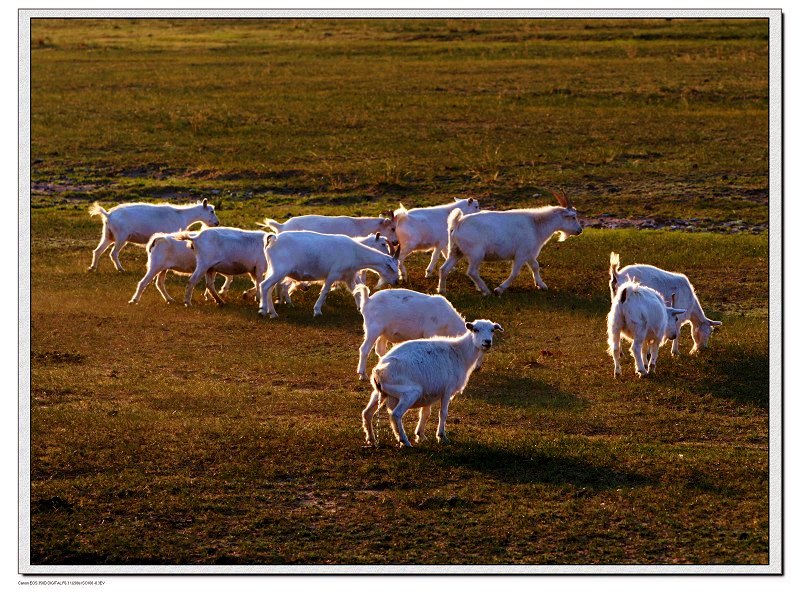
[30,226,768,565]
[28,18,769,566]
[31,18,768,225]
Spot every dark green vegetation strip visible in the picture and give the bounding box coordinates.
[29,18,769,565]
[31,18,768,226]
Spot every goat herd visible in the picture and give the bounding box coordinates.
[87,193,721,447]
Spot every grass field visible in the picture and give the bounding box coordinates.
[27,18,770,566]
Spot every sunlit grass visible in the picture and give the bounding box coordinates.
[28,17,769,566]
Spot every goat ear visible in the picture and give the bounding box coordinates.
[468,197,474,204]
[202,198,208,208]
[620,288,627,303]
[465,322,475,332]
[375,232,381,239]
[709,319,722,327]
[493,323,504,333]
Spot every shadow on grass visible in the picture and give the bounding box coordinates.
[468,371,585,410]
[433,441,651,490]
[443,283,609,321]
[692,345,769,409]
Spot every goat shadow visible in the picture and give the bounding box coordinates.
[467,371,585,411]
[686,343,769,409]
[441,282,609,320]
[182,277,364,329]
[431,440,652,490]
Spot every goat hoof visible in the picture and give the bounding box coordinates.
[127,299,136,305]
[492,287,503,297]
[357,373,366,381]
[313,311,323,317]
[415,434,426,443]
[436,434,450,444]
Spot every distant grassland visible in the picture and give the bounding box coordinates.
[28,18,770,566]
[31,18,768,224]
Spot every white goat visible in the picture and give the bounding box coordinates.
[258,231,400,318]
[607,280,686,378]
[88,199,220,272]
[437,191,583,296]
[363,319,503,447]
[393,197,480,280]
[353,286,477,380]
[176,227,270,307]
[609,252,721,355]
[260,212,399,246]
[282,232,395,304]
[129,231,229,304]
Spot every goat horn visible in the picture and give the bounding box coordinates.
[552,188,574,209]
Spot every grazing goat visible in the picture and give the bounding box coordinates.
[176,227,270,307]
[280,232,395,306]
[129,230,230,304]
[363,319,503,447]
[609,252,721,355]
[353,286,477,380]
[258,231,400,318]
[88,199,219,272]
[393,197,480,280]
[260,213,399,247]
[350,232,396,284]
[607,280,686,378]
[437,191,582,296]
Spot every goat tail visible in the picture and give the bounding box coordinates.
[608,251,621,297]
[393,203,409,221]
[447,208,464,233]
[263,232,278,251]
[353,284,370,313]
[370,362,389,393]
[258,218,283,233]
[146,233,168,254]
[610,252,620,277]
[173,231,198,249]
[88,202,109,219]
